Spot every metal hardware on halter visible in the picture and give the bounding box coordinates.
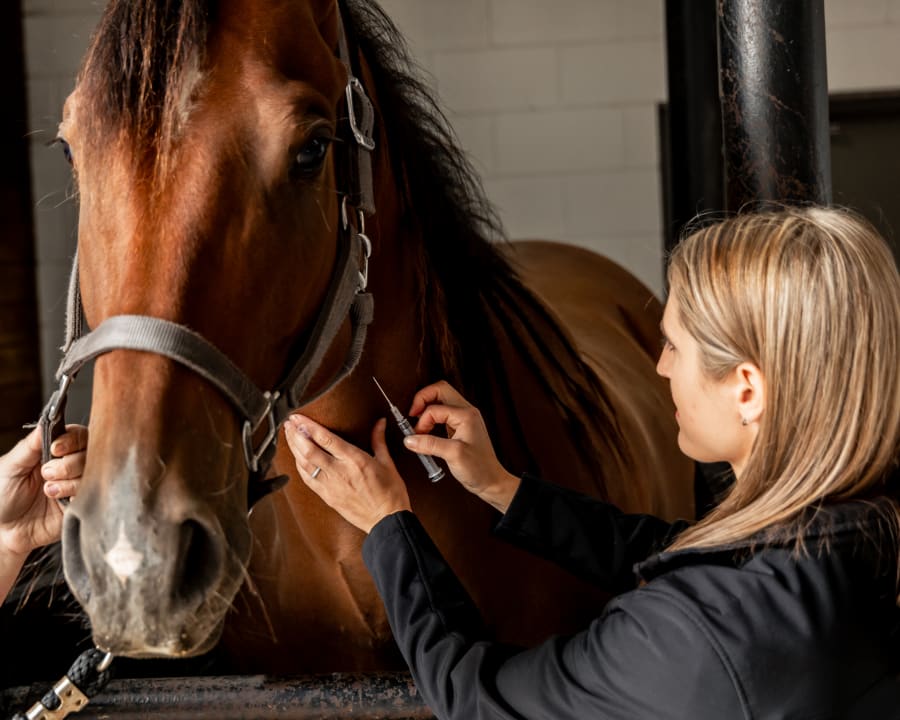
[341,197,372,291]
[47,374,72,424]
[357,231,372,290]
[41,373,74,507]
[242,391,280,473]
[346,76,376,151]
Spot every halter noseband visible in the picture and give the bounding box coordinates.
[39,2,376,511]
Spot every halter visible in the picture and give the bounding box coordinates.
[38,2,376,511]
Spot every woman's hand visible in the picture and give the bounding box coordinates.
[405,381,520,513]
[284,415,411,534]
[0,425,87,558]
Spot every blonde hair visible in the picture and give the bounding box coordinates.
[665,206,900,561]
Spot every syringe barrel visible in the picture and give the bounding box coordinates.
[395,415,414,436]
[388,404,444,482]
[417,453,445,482]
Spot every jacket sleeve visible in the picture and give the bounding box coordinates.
[363,511,740,720]
[493,473,688,592]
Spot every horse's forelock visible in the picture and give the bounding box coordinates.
[79,0,209,182]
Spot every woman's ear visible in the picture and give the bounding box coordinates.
[734,362,765,427]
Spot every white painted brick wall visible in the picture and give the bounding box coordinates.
[21,0,900,409]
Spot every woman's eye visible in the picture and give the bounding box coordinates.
[292,137,331,176]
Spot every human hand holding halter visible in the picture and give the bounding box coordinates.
[0,424,87,602]
[284,415,412,534]
[404,381,521,513]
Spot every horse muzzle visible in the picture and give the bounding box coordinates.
[61,491,247,658]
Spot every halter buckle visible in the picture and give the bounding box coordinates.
[241,391,280,473]
[47,374,72,424]
[358,232,372,290]
[345,76,376,151]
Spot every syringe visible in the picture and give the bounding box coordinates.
[373,377,445,482]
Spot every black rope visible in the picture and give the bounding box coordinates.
[9,648,113,720]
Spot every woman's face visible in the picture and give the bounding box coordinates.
[656,301,754,476]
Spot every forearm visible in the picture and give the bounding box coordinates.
[363,511,513,719]
[476,470,521,513]
[494,473,687,592]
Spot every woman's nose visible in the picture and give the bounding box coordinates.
[656,351,670,378]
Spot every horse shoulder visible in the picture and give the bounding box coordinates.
[502,239,694,521]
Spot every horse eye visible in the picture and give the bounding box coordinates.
[292,137,331,176]
[58,138,73,166]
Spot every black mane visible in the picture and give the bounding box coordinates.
[342,1,624,474]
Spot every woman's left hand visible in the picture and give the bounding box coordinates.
[284,415,411,534]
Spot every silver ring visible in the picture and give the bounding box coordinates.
[311,466,322,479]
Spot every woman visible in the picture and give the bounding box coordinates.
[284,206,900,718]
[0,425,86,603]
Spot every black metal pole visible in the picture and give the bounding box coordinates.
[663,0,730,518]
[662,0,724,253]
[717,0,832,209]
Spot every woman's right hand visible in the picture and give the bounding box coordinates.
[404,381,520,513]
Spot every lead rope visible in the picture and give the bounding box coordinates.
[8,649,113,720]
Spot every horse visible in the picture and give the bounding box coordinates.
[46,0,694,675]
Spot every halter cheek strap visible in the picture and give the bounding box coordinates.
[39,0,376,512]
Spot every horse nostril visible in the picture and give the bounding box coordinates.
[172,519,223,607]
[62,515,93,603]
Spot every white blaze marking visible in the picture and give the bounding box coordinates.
[104,522,144,585]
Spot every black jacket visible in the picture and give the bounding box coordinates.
[363,474,900,719]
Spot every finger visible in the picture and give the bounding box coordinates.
[414,403,478,435]
[370,418,396,469]
[408,380,469,417]
[402,433,458,462]
[283,419,334,479]
[3,426,43,475]
[290,414,366,462]
[51,425,89,457]
[44,479,79,500]
[42,452,85,482]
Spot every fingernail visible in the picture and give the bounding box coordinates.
[403,435,419,449]
[42,464,59,480]
[50,440,66,456]
[45,483,60,497]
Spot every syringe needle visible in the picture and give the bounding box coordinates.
[372,376,393,408]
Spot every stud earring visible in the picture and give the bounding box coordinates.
[741,416,749,426]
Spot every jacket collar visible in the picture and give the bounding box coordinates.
[635,498,895,583]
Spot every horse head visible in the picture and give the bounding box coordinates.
[53,0,389,658]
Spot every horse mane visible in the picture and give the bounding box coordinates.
[75,0,625,478]
[342,1,626,477]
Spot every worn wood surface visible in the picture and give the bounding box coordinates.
[1,673,435,720]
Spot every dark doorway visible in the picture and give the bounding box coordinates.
[830,91,900,266]
[0,0,42,451]
[660,90,900,267]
